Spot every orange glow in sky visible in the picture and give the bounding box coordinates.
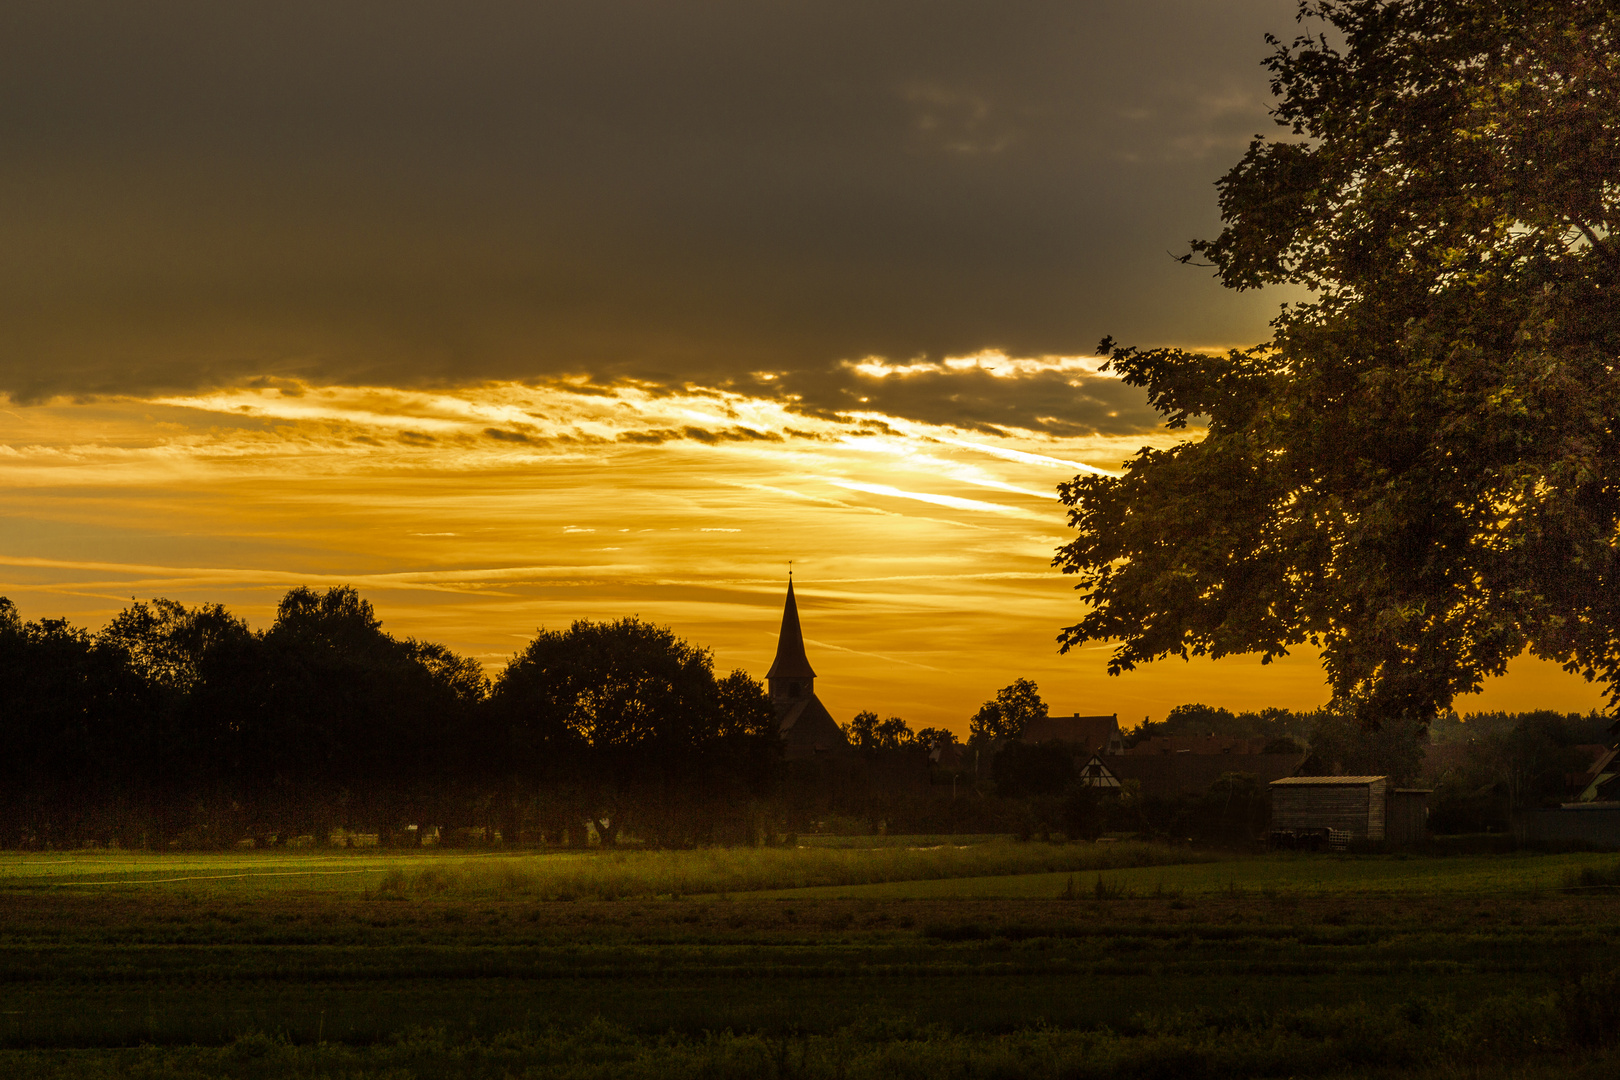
[1,372,1603,735]
[1,3,1609,733]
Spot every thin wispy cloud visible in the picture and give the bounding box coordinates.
[825,479,1042,518]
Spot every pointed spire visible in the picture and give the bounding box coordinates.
[767,577,816,680]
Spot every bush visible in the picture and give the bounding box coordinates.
[1563,861,1620,893]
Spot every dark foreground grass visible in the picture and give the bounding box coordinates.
[4,1014,1619,1080]
[4,867,1620,1076]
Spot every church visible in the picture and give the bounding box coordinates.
[766,578,853,759]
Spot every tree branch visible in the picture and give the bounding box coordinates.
[1572,221,1620,269]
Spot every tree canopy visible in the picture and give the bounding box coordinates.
[842,711,920,752]
[1056,0,1620,725]
[0,594,782,848]
[0,589,491,846]
[968,678,1049,743]
[489,617,777,845]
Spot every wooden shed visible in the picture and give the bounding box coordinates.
[1270,776,1390,843]
[1386,788,1432,846]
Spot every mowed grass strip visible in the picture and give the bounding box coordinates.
[738,851,1620,899]
[0,840,1209,899]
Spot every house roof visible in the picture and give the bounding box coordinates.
[766,578,816,680]
[1271,775,1387,786]
[1022,713,1119,751]
[1577,768,1620,803]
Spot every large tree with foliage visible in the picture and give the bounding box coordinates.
[0,589,491,846]
[490,617,776,846]
[253,587,489,832]
[1056,0,1620,725]
[968,678,1049,744]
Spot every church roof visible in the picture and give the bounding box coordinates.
[777,694,850,757]
[766,578,816,680]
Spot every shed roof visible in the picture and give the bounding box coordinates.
[1271,775,1387,786]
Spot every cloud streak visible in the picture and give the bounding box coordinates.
[825,480,1043,518]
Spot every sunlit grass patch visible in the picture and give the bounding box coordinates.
[363,841,1209,900]
[0,841,1209,900]
[14,846,1613,903]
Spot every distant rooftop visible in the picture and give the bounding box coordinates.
[1271,776,1387,786]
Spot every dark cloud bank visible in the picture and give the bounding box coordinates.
[0,0,1295,433]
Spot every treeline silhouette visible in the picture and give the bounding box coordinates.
[0,588,776,849]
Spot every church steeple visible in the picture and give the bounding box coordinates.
[763,575,851,757]
[766,576,815,705]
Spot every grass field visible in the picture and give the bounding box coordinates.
[743,848,1620,898]
[0,839,1207,898]
[3,842,1620,1077]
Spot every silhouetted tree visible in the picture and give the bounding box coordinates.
[911,726,957,751]
[1056,0,1620,728]
[842,712,915,752]
[241,587,488,837]
[969,678,1048,745]
[490,617,775,846]
[1302,708,1427,785]
[873,717,913,751]
[842,710,880,752]
[94,598,258,840]
[0,599,156,845]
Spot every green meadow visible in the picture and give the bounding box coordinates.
[4,842,1620,1077]
[9,843,1613,901]
[743,848,1620,899]
[0,839,1207,899]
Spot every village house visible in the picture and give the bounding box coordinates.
[1015,712,1306,799]
[1572,746,1620,803]
[1074,754,1122,788]
[1005,707,1311,799]
[1515,717,1620,847]
[1021,713,1124,756]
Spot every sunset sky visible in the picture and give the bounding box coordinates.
[1,0,1605,732]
